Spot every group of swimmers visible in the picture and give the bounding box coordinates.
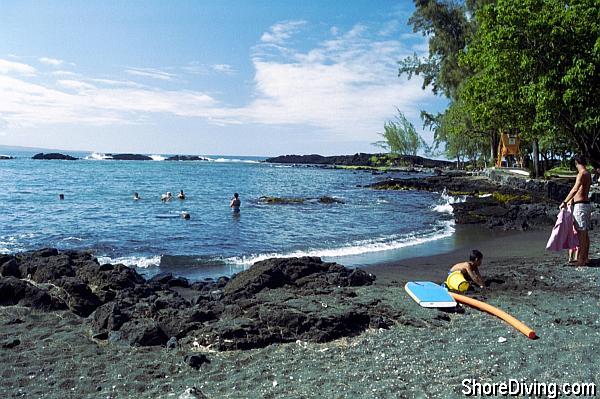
[159,190,186,202]
[130,190,242,212]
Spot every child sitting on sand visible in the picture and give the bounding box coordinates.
[447,250,485,290]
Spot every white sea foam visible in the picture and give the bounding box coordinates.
[205,157,260,163]
[432,189,466,214]
[0,233,35,253]
[226,221,455,266]
[85,152,113,160]
[62,236,84,241]
[150,154,166,161]
[97,255,162,268]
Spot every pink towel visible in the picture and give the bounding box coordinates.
[546,207,579,251]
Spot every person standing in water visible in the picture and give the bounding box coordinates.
[178,190,186,200]
[560,155,592,266]
[133,192,140,200]
[230,192,241,212]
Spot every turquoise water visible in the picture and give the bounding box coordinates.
[0,151,455,279]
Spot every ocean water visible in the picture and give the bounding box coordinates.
[0,151,457,279]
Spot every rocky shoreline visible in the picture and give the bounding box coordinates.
[1,232,598,398]
[1,249,437,351]
[265,153,454,169]
[369,172,579,231]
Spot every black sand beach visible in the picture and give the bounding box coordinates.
[1,226,598,399]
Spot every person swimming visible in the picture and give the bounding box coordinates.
[230,192,241,212]
[59,193,65,200]
[161,192,173,202]
[178,190,186,200]
[133,192,141,200]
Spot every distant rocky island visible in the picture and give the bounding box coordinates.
[32,153,78,160]
[265,153,454,168]
[165,155,208,161]
[29,153,209,161]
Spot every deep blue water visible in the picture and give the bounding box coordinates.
[0,151,456,279]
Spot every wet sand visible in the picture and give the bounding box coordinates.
[1,228,599,398]
[368,226,552,283]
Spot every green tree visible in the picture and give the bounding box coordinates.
[433,100,490,167]
[399,0,476,100]
[375,110,427,156]
[399,0,495,164]
[461,0,600,162]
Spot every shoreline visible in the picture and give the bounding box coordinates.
[366,226,551,284]
[1,229,597,398]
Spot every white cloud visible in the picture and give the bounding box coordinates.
[0,21,434,146]
[0,74,221,128]
[39,57,64,66]
[0,59,37,76]
[378,20,400,36]
[260,20,306,45]
[182,63,236,75]
[238,22,434,140]
[125,67,175,81]
[51,70,79,77]
[211,64,235,74]
[89,78,143,88]
[57,79,96,91]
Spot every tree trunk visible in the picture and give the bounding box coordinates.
[532,139,540,178]
[490,132,499,167]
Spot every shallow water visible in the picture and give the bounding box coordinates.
[0,151,455,278]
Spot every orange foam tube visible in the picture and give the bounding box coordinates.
[450,293,537,339]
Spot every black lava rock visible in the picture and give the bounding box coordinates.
[32,153,77,160]
[184,354,210,369]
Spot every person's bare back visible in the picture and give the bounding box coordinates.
[449,250,485,288]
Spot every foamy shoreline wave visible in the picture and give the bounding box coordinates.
[431,189,466,214]
[96,255,162,268]
[83,152,259,163]
[94,192,460,270]
[96,220,455,269]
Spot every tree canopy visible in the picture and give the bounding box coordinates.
[400,0,600,167]
[375,110,427,156]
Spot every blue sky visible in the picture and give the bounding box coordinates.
[0,1,447,156]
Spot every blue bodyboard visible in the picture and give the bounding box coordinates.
[156,214,180,219]
[405,281,457,308]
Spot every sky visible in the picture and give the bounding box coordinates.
[0,0,447,156]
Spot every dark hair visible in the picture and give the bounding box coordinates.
[574,154,587,166]
[469,249,483,262]
[234,193,239,198]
